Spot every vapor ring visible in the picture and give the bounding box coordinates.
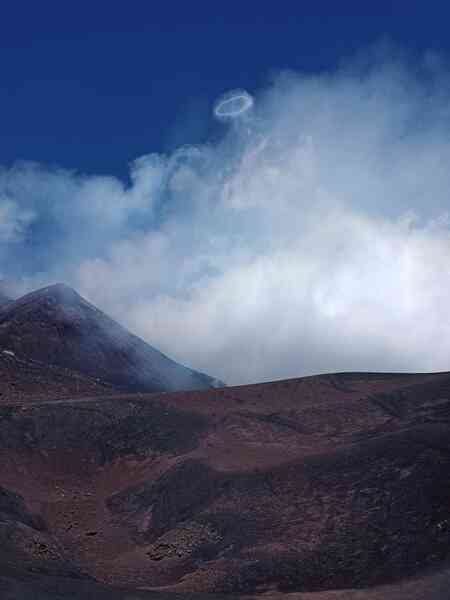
[213,89,254,120]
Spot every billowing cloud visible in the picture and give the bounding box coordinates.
[0,197,34,243]
[3,45,450,384]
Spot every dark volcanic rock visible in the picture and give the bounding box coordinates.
[0,283,220,393]
[0,486,82,579]
[0,485,45,531]
[0,350,115,404]
[0,566,239,600]
[0,371,450,596]
[0,397,208,463]
[108,460,226,541]
[106,424,450,593]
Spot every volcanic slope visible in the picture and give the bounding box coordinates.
[0,371,449,598]
[0,349,116,404]
[0,283,220,393]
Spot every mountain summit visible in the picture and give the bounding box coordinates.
[0,283,221,393]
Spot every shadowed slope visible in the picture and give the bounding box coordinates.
[0,283,221,393]
[0,485,84,580]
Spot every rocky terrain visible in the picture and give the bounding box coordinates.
[0,284,448,598]
[0,371,449,598]
[0,349,115,403]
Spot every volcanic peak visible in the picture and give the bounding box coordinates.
[0,283,221,393]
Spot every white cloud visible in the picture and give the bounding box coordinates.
[3,46,450,384]
[0,197,34,243]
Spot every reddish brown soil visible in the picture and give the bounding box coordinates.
[0,370,449,598]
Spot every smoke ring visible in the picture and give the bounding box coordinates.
[213,89,254,120]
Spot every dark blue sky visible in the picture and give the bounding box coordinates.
[4,3,450,381]
[0,2,447,178]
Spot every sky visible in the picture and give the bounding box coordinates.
[3,5,450,384]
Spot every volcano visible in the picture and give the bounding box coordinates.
[0,283,221,393]
[0,287,449,599]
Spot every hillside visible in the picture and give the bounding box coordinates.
[0,283,221,393]
[0,349,116,403]
[0,371,448,597]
